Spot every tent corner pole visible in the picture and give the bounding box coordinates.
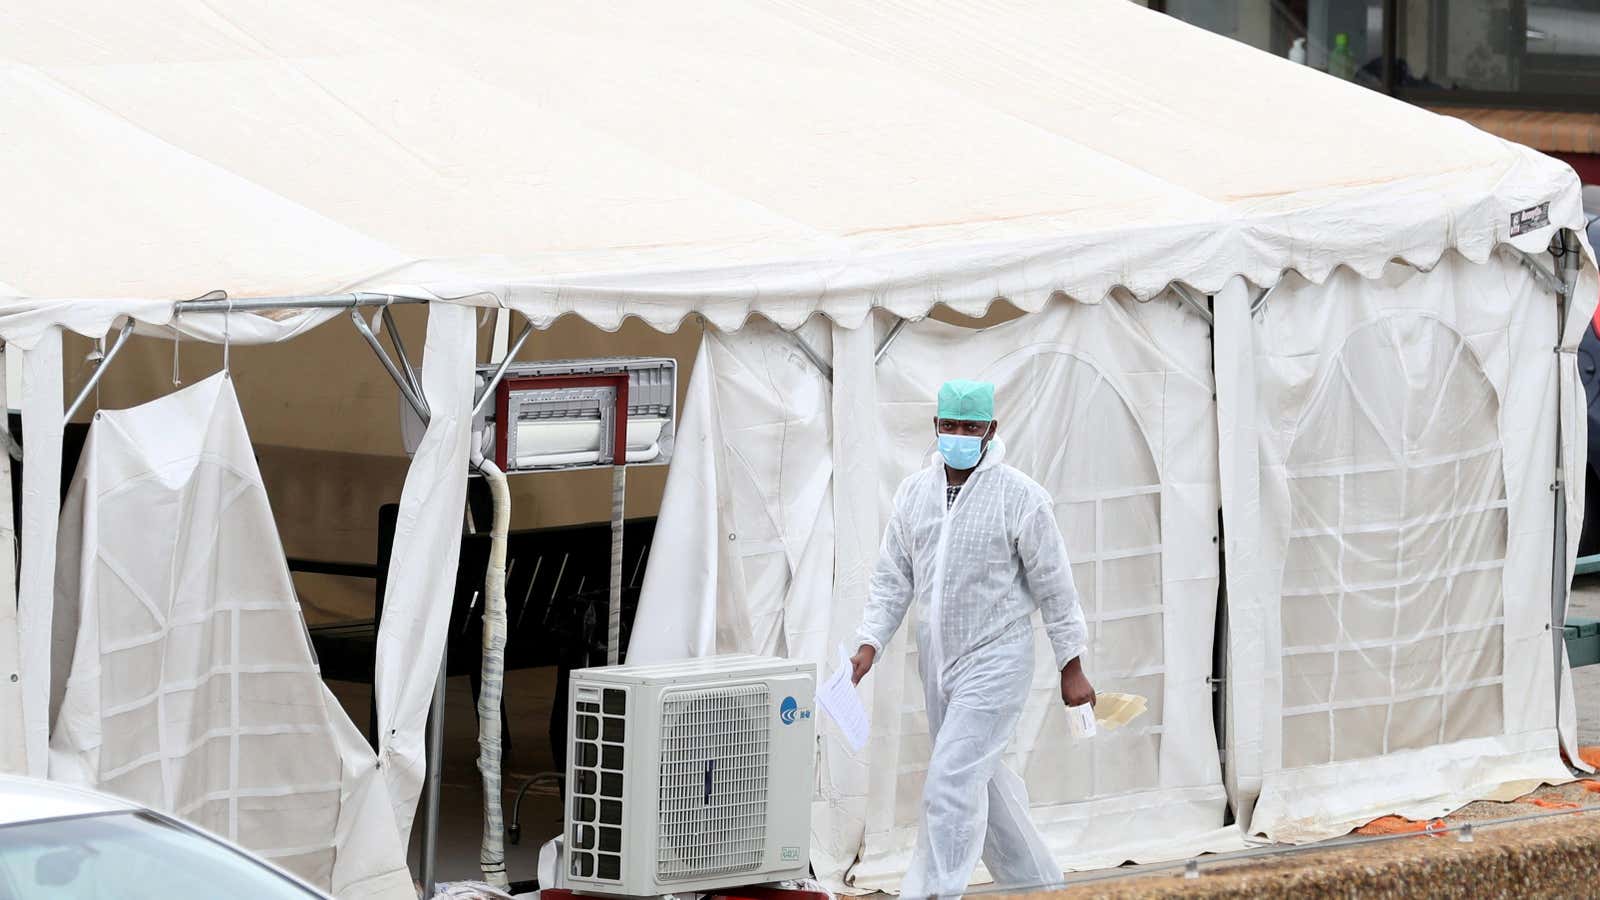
[1551,229,1581,741]
[419,642,448,897]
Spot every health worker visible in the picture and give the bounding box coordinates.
[851,378,1093,900]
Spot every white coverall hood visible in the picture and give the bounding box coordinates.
[856,435,1087,898]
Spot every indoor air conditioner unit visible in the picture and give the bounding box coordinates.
[485,357,676,473]
[398,356,677,474]
[564,655,816,896]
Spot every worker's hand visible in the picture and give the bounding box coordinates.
[850,644,877,685]
[1060,657,1096,708]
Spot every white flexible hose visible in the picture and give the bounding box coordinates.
[474,452,512,888]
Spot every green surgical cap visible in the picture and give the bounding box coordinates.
[937,380,995,422]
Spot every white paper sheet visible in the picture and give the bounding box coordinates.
[817,646,870,752]
[1066,704,1097,740]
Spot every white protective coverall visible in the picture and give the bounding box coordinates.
[857,438,1087,899]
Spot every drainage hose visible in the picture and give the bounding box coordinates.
[475,452,512,889]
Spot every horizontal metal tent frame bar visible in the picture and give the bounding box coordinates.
[64,293,430,426]
[172,292,426,314]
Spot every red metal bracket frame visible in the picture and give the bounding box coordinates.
[709,886,832,900]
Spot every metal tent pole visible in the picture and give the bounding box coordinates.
[381,307,427,419]
[786,329,833,382]
[172,292,425,314]
[874,318,908,363]
[351,309,431,423]
[1170,283,1216,326]
[1551,232,1580,728]
[473,320,535,418]
[420,642,448,898]
[64,318,136,423]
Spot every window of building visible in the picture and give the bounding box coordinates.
[1153,0,1600,113]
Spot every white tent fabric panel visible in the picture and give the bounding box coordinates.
[46,374,412,898]
[7,307,351,779]
[1231,251,1577,843]
[369,303,475,846]
[0,0,1587,335]
[15,333,66,778]
[0,354,21,775]
[634,297,1240,891]
[631,318,837,667]
[629,318,850,883]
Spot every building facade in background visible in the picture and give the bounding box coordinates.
[1138,1,1600,184]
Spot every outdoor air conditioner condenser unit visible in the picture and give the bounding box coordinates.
[564,655,817,896]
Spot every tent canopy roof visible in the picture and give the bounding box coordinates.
[0,0,1584,336]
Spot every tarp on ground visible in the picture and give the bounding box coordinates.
[46,374,413,897]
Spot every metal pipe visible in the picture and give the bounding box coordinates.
[1551,230,1581,730]
[1249,283,1279,317]
[874,318,908,364]
[1170,283,1216,326]
[787,330,833,382]
[419,641,448,898]
[381,307,428,421]
[1512,248,1569,300]
[64,318,136,423]
[350,309,431,425]
[473,320,536,419]
[172,292,424,314]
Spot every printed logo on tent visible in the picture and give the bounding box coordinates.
[779,696,809,725]
[1510,202,1550,237]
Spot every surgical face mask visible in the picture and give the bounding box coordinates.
[938,433,985,470]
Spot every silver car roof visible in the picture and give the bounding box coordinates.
[0,774,137,828]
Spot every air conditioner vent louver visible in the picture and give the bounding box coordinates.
[656,685,771,881]
[570,687,628,882]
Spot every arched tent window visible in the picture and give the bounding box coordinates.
[1280,314,1507,768]
[983,350,1165,801]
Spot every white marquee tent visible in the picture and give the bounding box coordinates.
[0,0,1596,896]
